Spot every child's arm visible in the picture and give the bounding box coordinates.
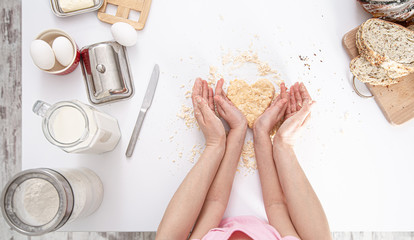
[273,82,331,240]
[156,79,226,240]
[189,79,247,239]
[253,83,300,238]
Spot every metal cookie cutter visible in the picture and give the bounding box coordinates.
[80,41,134,104]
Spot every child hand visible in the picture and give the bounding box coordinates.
[274,82,315,147]
[214,79,248,131]
[192,78,226,147]
[253,83,289,135]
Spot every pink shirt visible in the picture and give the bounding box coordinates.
[192,216,300,240]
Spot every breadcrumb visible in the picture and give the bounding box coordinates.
[221,50,280,78]
[175,42,286,172]
[185,90,192,99]
[239,141,257,172]
[177,105,196,128]
[208,66,222,87]
[190,144,203,163]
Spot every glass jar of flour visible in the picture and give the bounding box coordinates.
[1,168,104,236]
[33,100,121,153]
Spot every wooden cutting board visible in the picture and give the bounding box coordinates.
[98,0,152,30]
[343,27,414,125]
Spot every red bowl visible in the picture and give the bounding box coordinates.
[34,29,80,75]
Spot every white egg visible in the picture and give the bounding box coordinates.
[52,36,74,67]
[30,40,55,70]
[111,22,137,47]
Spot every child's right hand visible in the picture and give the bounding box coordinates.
[192,78,226,148]
[214,79,248,131]
[253,82,289,135]
[274,82,315,147]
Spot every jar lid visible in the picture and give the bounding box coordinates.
[80,41,134,105]
[1,168,74,236]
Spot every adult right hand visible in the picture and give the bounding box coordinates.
[192,78,226,148]
[274,82,315,147]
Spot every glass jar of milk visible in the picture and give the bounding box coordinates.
[33,100,121,153]
[1,168,104,236]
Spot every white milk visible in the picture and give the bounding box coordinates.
[75,104,122,154]
[35,100,121,154]
[60,101,121,154]
[84,110,122,154]
[49,106,87,144]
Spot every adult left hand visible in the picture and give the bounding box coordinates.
[192,78,226,147]
[274,82,315,147]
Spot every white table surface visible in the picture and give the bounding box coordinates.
[22,0,414,232]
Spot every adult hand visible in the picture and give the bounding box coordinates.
[274,82,315,147]
[253,82,289,135]
[192,78,226,147]
[214,79,248,131]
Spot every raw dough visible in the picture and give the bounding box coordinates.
[227,79,275,128]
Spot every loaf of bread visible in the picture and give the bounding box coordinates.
[350,56,402,86]
[357,0,414,22]
[357,18,414,74]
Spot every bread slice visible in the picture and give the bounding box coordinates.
[350,56,404,86]
[357,18,414,74]
[357,0,414,22]
[386,3,414,22]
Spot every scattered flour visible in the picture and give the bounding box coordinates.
[222,49,281,80]
[208,66,223,87]
[176,105,196,128]
[190,144,203,164]
[174,40,285,172]
[239,140,257,173]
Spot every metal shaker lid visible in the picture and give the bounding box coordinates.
[80,41,134,105]
[1,168,74,236]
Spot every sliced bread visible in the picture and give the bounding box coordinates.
[357,18,414,74]
[350,56,404,86]
[357,0,414,22]
[387,3,414,22]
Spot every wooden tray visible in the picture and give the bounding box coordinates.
[98,0,152,30]
[343,27,414,125]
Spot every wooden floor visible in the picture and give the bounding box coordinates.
[1,1,413,239]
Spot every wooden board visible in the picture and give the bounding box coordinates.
[97,0,152,30]
[343,27,414,125]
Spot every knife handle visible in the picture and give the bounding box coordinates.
[126,108,147,157]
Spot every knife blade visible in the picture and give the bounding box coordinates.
[126,64,160,157]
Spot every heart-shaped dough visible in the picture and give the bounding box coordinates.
[227,79,275,128]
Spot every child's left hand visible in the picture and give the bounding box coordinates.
[214,79,248,131]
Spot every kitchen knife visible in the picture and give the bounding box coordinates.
[126,64,160,157]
